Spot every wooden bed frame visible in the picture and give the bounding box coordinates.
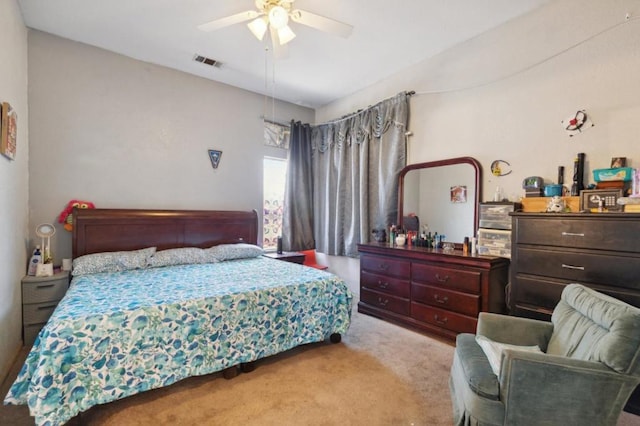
[72,208,259,259]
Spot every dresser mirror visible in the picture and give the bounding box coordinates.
[398,157,481,243]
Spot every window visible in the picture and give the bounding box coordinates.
[263,157,287,250]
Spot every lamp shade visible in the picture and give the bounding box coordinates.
[268,6,289,29]
[247,16,268,40]
[277,25,296,45]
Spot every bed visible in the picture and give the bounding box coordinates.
[4,208,353,426]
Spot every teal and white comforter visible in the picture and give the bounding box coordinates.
[4,257,353,426]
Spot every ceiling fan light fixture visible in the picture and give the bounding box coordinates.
[268,5,289,29]
[247,16,268,40]
[277,25,296,45]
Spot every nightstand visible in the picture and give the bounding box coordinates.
[22,270,70,346]
[263,251,306,264]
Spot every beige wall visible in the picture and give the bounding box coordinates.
[317,0,640,204]
[27,31,314,262]
[0,0,29,383]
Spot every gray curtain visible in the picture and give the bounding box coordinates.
[283,92,409,256]
[282,121,315,251]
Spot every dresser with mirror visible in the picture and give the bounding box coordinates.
[357,157,510,340]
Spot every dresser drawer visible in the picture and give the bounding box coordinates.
[411,283,480,316]
[360,254,410,279]
[515,247,640,290]
[360,288,410,316]
[512,275,640,317]
[515,217,640,253]
[361,270,410,297]
[412,263,481,294]
[411,302,477,334]
[23,301,59,325]
[22,278,68,303]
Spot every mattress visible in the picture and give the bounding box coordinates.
[4,257,353,426]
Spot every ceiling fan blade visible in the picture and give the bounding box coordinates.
[197,10,260,32]
[290,9,353,38]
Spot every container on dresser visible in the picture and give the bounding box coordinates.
[476,202,520,258]
[509,212,640,415]
[22,270,70,346]
[358,243,509,340]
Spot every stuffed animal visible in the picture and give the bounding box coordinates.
[371,228,387,243]
[546,196,565,213]
[58,200,95,231]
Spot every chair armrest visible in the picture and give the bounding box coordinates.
[499,350,639,425]
[477,312,553,349]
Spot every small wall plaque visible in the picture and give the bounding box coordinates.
[208,149,222,169]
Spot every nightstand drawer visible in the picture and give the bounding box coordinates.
[22,276,68,303]
[23,302,59,325]
[24,323,46,346]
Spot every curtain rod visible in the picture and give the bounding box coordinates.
[260,116,291,127]
[321,90,414,125]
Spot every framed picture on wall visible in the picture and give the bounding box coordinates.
[450,185,467,203]
[1,102,17,161]
[208,149,222,169]
[610,157,626,168]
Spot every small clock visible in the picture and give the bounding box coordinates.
[522,176,544,190]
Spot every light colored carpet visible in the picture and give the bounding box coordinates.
[2,307,640,425]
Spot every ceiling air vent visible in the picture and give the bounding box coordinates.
[193,54,221,68]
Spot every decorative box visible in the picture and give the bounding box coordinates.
[593,167,634,182]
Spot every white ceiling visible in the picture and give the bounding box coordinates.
[17,0,550,109]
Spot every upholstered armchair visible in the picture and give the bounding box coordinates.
[449,284,640,426]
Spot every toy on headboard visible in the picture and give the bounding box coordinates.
[58,200,95,231]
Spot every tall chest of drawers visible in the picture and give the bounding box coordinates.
[509,212,640,414]
[358,243,509,340]
[509,213,640,319]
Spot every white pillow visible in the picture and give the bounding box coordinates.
[475,335,543,376]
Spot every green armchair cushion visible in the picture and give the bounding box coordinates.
[455,333,500,400]
[548,284,640,374]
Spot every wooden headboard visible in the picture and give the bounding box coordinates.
[72,208,259,258]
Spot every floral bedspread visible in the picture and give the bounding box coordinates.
[4,257,353,426]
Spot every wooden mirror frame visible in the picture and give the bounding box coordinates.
[397,156,482,238]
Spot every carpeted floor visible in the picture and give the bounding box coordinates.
[2,300,640,425]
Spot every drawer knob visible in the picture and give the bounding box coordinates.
[377,297,389,307]
[378,263,389,271]
[561,263,585,271]
[434,314,448,325]
[36,284,55,289]
[433,294,449,304]
[377,280,389,289]
[561,231,585,237]
[435,273,449,283]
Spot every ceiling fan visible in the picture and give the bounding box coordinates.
[198,0,353,53]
